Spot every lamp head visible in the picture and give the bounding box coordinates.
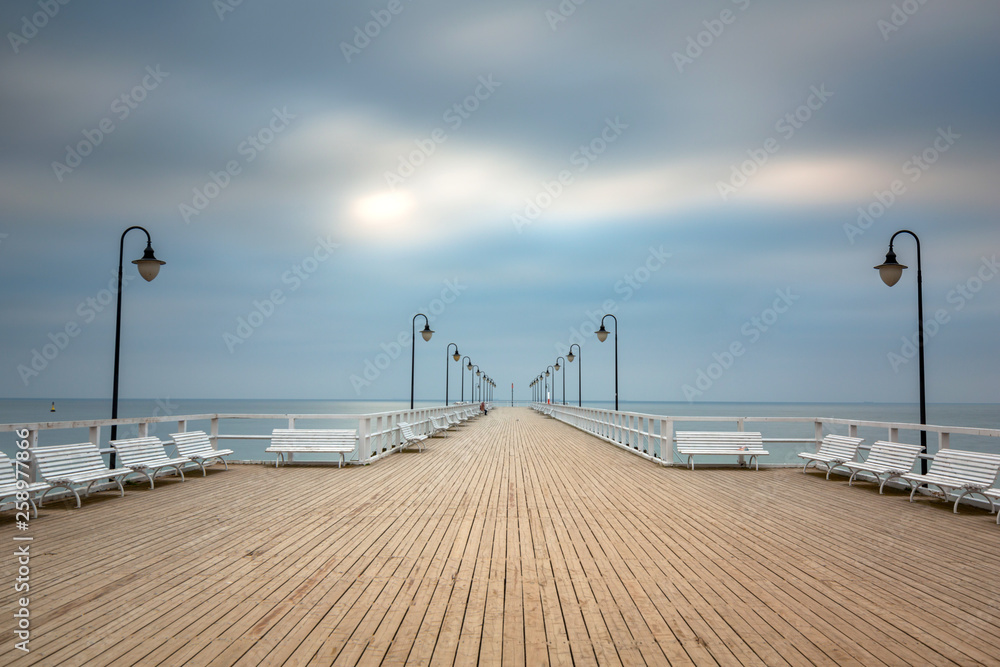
[875,248,907,287]
[420,323,434,342]
[133,242,165,282]
[545,369,550,377]
[467,361,473,370]
[554,362,560,371]
[453,349,461,361]
[566,351,575,362]
[595,323,609,342]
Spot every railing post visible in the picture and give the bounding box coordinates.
[889,427,899,442]
[661,418,673,464]
[210,417,219,450]
[814,420,823,453]
[737,418,745,432]
[89,426,100,448]
[138,422,148,437]
[177,419,187,434]
[849,423,858,438]
[358,416,371,465]
[938,432,949,450]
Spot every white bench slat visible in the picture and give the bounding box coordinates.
[675,431,768,470]
[32,442,132,507]
[798,434,864,479]
[901,448,1000,513]
[266,429,358,467]
[170,431,234,475]
[112,437,192,489]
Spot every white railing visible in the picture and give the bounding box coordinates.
[531,403,1000,467]
[0,403,485,487]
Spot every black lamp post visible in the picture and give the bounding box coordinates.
[410,313,434,409]
[471,365,480,402]
[875,229,928,474]
[567,343,581,407]
[595,313,618,411]
[461,356,472,402]
[546,365,555,404]
[555,357,566,405]
[445,343,460,406]
[110,226,165,467]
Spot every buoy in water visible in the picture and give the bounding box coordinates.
[50,401,56,412]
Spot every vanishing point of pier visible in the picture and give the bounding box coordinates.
[5,407,1000,666]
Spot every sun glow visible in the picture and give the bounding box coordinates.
[352,191,414,226]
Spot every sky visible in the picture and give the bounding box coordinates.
[1,0,998,406]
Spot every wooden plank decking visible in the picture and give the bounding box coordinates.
[4,407,1000,666]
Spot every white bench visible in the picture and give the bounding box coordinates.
[170,431,234,474]
[429,416,451,436]
[397,422,428,452]
[112,436,192,489]
[842,440,922,493]
[798,434,864,479]
[986,489,1000,524]
[901,448,1000,513]
[675,431,768,470]
[1,453,50,518]
[33,442,132,507]
[266,429,358,468]
[445,412,463,427]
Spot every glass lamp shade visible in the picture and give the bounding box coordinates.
[566,352,575,362]
[467,362,473,370]
[595,324,609,342]
[132,244,165,282]
[875,249,906,287]
[545,369,550,377]
[554,362,560,371]
[421,324,434,342]
[453,350,461,361]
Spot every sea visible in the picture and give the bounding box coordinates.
[2,398,998,464]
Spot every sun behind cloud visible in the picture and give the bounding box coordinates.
[352,191,415,227]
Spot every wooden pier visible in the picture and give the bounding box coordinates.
[4,407,1000,665]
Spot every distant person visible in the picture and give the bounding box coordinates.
[480,401,487,415]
